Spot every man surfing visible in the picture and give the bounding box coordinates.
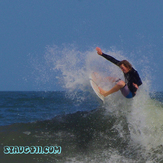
[96,47,142,98]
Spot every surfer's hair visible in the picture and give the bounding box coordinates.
[117,60,132,70]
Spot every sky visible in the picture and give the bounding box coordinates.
[0,0,163,91]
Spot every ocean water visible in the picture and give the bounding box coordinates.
[1,46,163,162]
[0,91,163,163]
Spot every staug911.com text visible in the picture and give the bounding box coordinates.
[3,146,62,155]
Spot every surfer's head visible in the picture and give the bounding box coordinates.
[118,60,132,73]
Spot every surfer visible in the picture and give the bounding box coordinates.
[96,47,142,98]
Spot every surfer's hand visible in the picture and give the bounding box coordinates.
[96,47,102,55]
[133,83,138,89]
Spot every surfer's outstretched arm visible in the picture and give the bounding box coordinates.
[96,47,120,66]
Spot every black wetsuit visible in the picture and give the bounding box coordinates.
[102,53,142,96]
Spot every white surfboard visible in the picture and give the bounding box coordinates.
[90,72,105,103]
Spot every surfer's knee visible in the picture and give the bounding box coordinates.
[116,80,126,88]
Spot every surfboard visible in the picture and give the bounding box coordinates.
[90,72,105,102]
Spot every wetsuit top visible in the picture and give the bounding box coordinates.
[102,53,142,95]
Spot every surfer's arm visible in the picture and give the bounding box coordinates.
[133,70,142,87]
[133,83,138,94]
[96,47,120,65]
[130,70,142,94]
[101,53,120,66]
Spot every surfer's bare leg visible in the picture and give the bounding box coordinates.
[104,77,118,83]
[94,73,118,83]
[99,80,126,97]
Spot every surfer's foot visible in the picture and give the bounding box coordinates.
[98,87,107,97]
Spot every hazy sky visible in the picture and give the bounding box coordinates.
[0,0,163,91]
